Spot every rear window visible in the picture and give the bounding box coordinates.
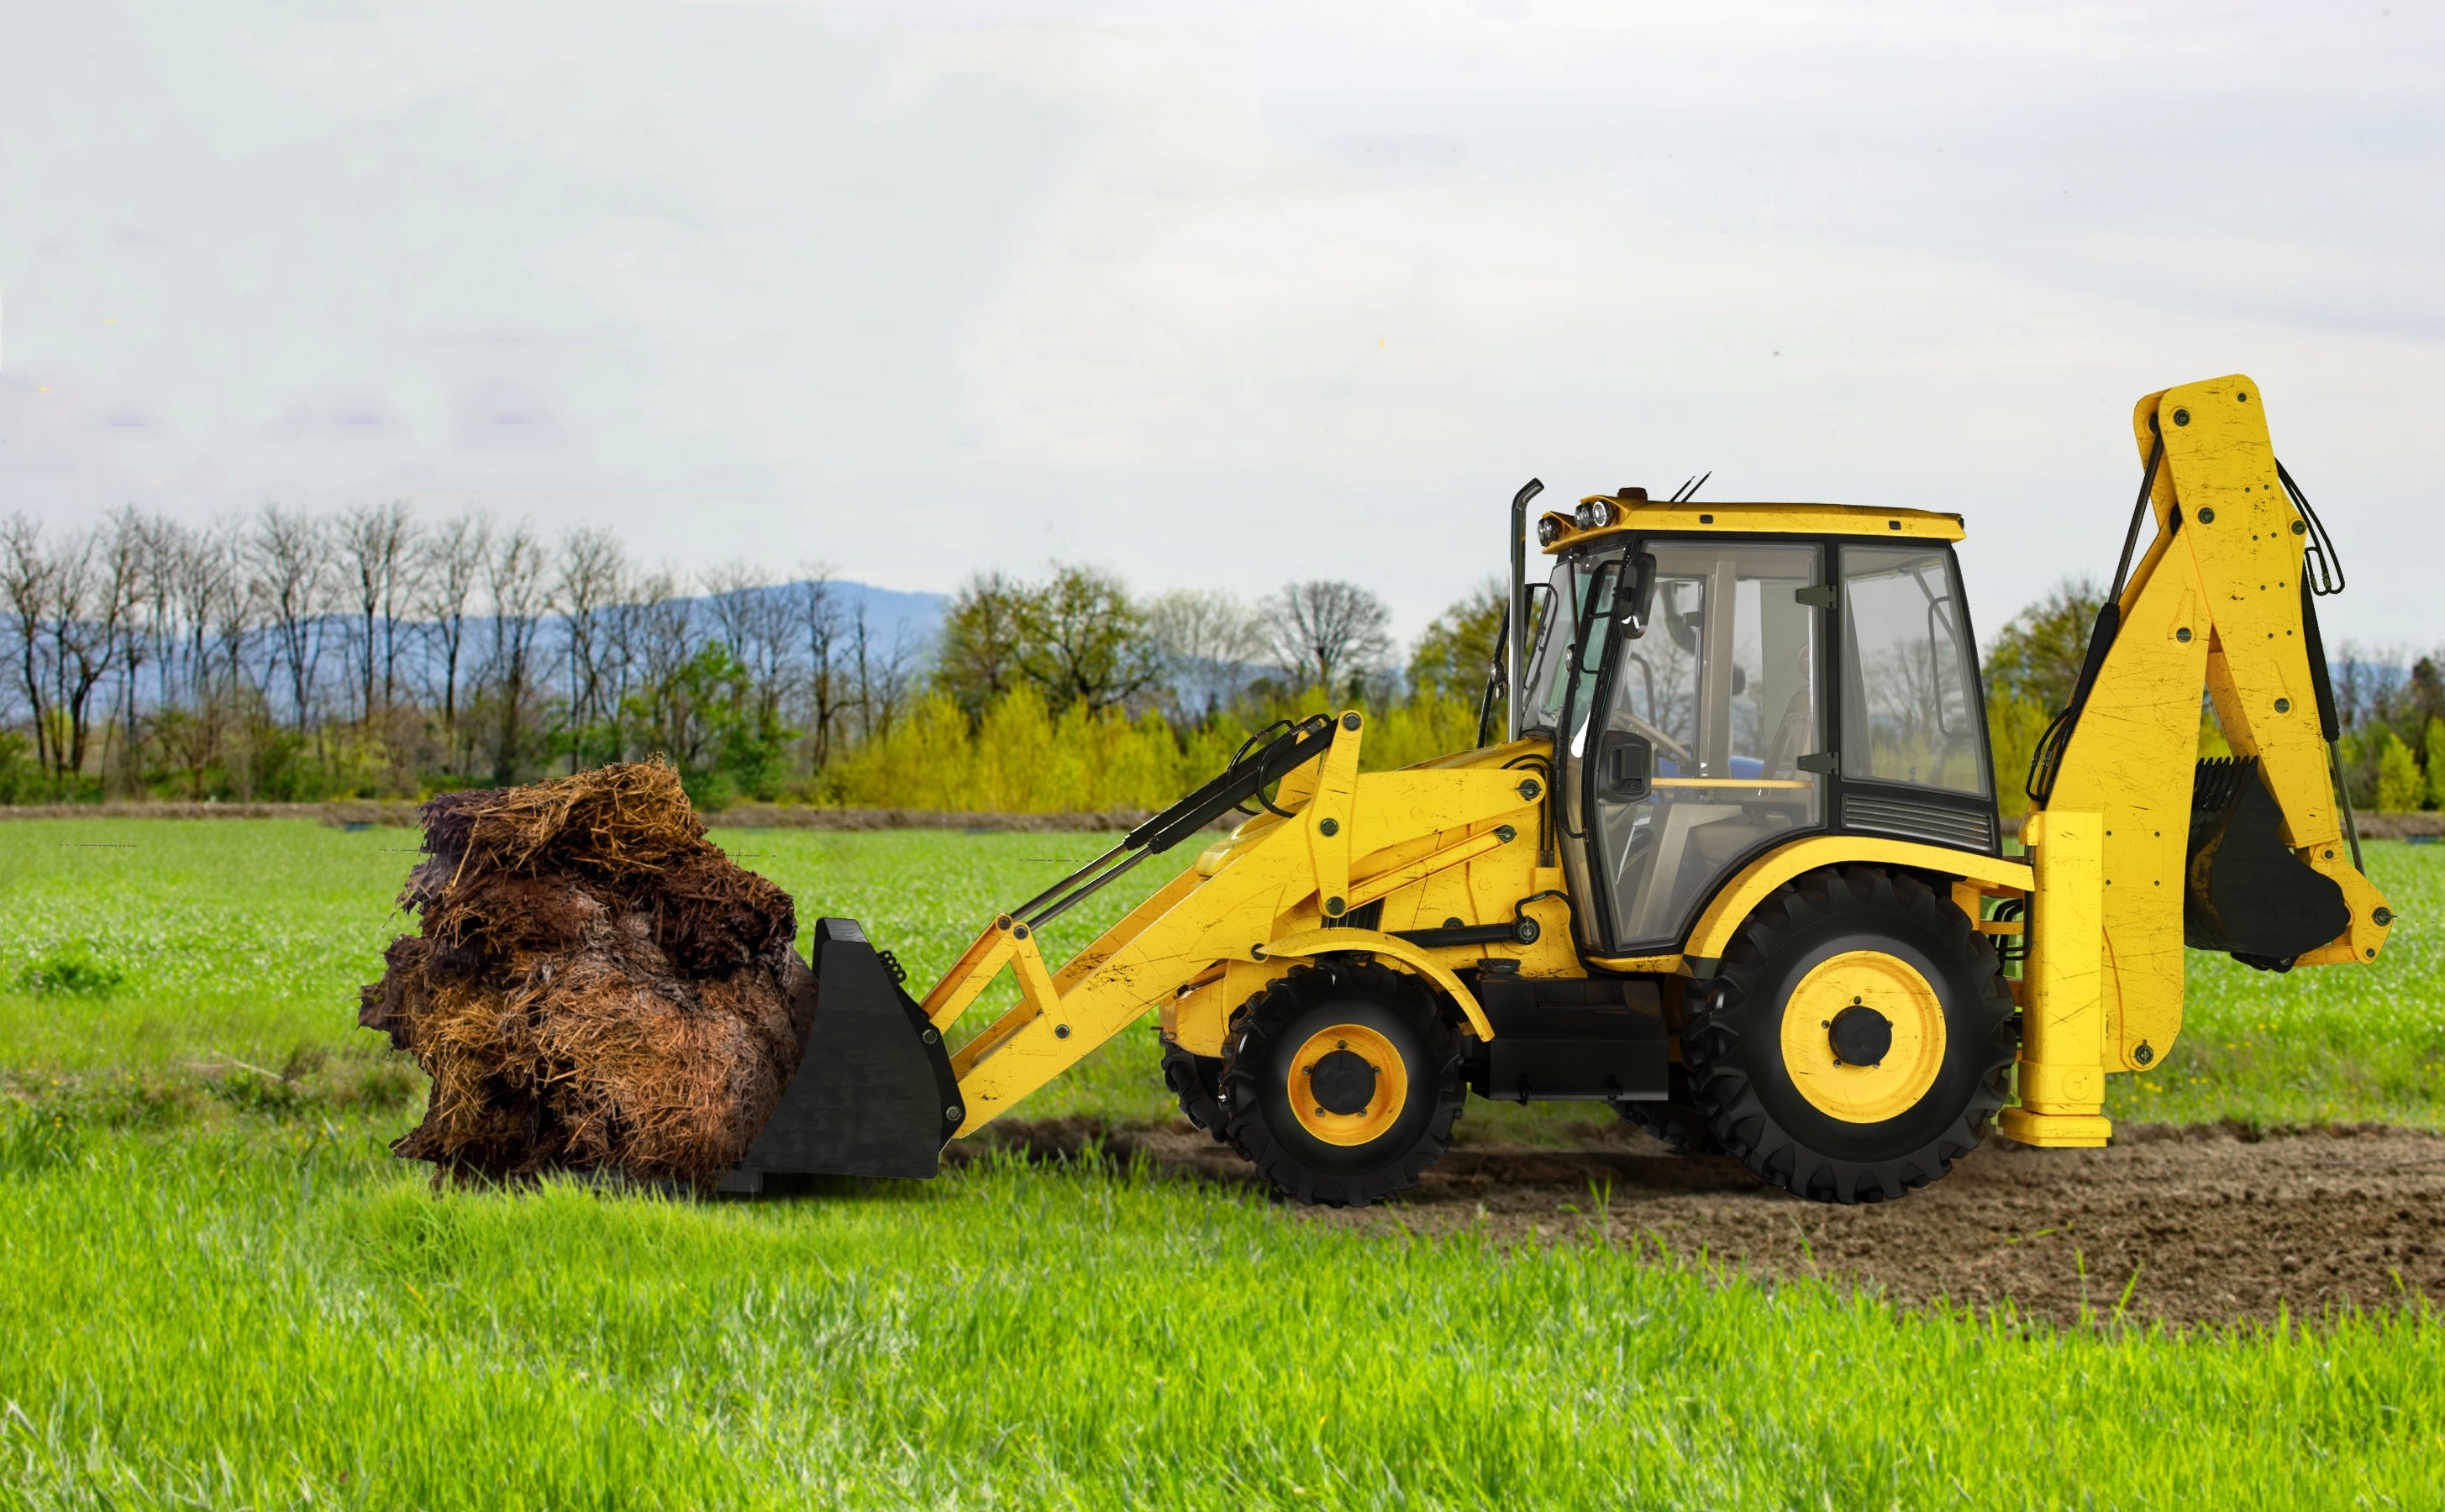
[1838,545,1988,795]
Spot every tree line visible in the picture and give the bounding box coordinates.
[7,503,2430,814]
[0,506,1498,808]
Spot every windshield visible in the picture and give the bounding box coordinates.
[1520,551,1620,734]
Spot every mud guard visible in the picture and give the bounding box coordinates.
[722,918,962,1190]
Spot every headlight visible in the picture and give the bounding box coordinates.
[1575,499,1618,531]
[1535,515,1567,548]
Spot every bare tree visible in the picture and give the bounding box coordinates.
[850,602,913,741]
[1146,588,1260,719]
[795,566,849,769]
[0,517,62,778]
[0,518,145,785]
[338,501,418,723]
[623,568,698,760]
[1259,580,1394,700]
[250,507,334,735]
[557,526,630,770]
[95,511,155,794]
[416,512,492,768]
[703,559,795,732]
[477,522,555,783]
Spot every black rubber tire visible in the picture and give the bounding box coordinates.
[1685,865,2016,1205]
[1617,1064,1726,1155]
[1160,1037,1229,1143]
[1220,961,1465,1208]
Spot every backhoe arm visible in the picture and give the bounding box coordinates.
[2006,375,2391,1147]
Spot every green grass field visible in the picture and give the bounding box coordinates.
[2,821,2442,1509]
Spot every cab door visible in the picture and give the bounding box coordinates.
[1572,539,1827,954]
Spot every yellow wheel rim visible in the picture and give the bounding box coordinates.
[1779,950,1946,1124]
[1287,1023,1409,1147]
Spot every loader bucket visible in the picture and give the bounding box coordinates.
[720,918,963,1192]
[2185,757,2350,969]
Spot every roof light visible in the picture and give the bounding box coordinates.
[1575,499,1618,531]
[1535,515,1568,548]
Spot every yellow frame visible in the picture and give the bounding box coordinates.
[893,377,2386,1152]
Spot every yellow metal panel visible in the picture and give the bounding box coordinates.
[1584,953,1686,974]
[921,919,1019,1032]
[2003,809,2111,1147]
[1051,867,1204,995]
[1346,826,1516,910]
[2029,375,2391,1069]
[2141,377,2334,846]
[945,731,1544,1132]
[1261,927,1495,1040]
[1542,499,1966,554]
[1678,836,2032,963]
[1306,712,1364,917]
[2035,504,2209,1068]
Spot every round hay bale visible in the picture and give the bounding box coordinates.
[360,759,807,1188]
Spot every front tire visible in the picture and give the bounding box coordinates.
[1685,866,2015,1205]
[1221,961,1465,1208]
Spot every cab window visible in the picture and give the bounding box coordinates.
[1838,545,1988,795]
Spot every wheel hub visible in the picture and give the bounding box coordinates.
[1778,950,1947,1124]
[1307,1047,1378,1115]
[1827,1005,1893,1067]
[1286,1021,1409,1147]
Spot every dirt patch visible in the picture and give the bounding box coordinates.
[967,1118,2445,1328]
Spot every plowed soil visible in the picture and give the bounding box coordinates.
[972,1119,2445,1328]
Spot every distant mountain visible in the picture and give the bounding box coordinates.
[816,580,945,661]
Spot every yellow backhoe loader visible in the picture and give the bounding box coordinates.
[723,374,2390,1205]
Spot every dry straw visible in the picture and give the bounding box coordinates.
[361,759,807,1187]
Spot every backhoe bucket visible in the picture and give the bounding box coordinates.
[2185,757,2350,969]
[720,918,962,1192]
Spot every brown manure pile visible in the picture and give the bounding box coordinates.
[360,759,808,1187]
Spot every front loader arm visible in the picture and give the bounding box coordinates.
[2008,375,2390,1145]
[918,711,1543,1136]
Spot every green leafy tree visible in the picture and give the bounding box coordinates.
[623,642,796,809]
[2375,730,2422,812]
[933,571,1036,719]
[1017,565,1159,714]
[1982,577,2106,714]
[1407,579,1506,704]
[2425,717,2445,810]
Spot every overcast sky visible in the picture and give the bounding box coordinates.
[2,0,2438,648]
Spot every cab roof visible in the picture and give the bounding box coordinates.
[1542,493,1966,554]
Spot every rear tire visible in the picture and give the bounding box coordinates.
[1221,961,1464,1208]
[1685,866,2014,1205]
[1160,1038,1228,1143]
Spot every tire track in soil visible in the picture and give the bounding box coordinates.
[970,1120,2445,1328]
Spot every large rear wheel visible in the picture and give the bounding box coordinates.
[1685,866,2014,1204]
[1159,1037,1228,1143]
[1220,961,1465,1208]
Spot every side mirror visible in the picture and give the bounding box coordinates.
[1601,733,1653,801]
[1617,552,1658,638]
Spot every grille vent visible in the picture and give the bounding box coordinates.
[1840,790,1995,851]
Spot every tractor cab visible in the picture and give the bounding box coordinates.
[1514,494,1997,960]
